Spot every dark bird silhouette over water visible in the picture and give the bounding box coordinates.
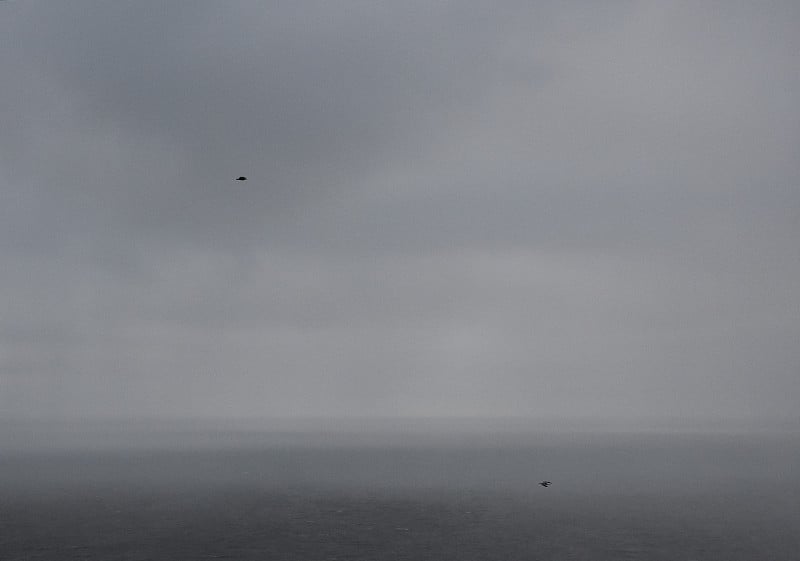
[539,481,552,487]
[235,176,247,181]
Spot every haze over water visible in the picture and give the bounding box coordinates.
[1,418,798,560]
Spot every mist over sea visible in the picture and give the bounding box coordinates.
[1,419,798,560]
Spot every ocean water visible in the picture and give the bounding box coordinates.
[0,420,798,560]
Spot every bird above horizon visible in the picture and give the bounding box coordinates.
[539,481,552,487]
[235,176,247,181]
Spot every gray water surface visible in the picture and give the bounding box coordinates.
[1,421,798,560]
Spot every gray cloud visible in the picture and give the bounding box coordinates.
[1,1,798,420]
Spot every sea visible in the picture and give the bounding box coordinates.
[1,418,798,560]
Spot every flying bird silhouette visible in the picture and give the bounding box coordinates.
[539,481,552,487]
[235,176,247,181]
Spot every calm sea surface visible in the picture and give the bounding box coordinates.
[1,421,798,560]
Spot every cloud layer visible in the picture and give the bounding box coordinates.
[1,1,798,419]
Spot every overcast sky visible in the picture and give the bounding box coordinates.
[1,1,797,420]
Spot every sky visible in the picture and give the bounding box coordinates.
[0,1,798,421]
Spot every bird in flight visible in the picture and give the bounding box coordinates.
[235,176,247,181]
[539,481,552,488]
